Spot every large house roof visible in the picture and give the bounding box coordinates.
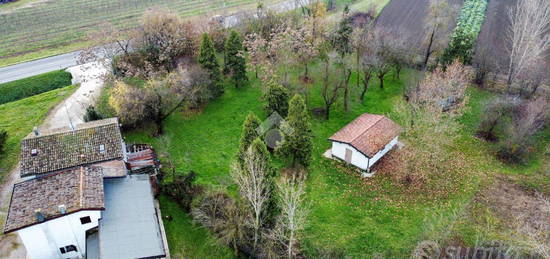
[328,113,401,157]
[99,175,166,259]
[4,166,105,234]
[20,118,124,177]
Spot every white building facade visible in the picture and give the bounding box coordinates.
[331,136,399,170]
[17,210,101,259]
[328,113,401,172]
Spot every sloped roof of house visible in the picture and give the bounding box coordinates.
[4,166,105,233]
[328,113,401,157]
[20,118,124,177]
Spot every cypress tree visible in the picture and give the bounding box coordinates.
[333,15,353,57]
[198,33,224,98]
[277,94,313,168]
[264,83,290,117]
[238,113,261,166]
[224,30,248,88]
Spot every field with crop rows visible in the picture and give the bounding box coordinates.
[0,0,279,60]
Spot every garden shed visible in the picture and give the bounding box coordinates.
[328,113,401,171]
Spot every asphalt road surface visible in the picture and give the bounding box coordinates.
[0,51,80,83]
[0,0,310,84]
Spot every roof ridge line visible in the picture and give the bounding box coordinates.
[79,166,84,208]
[348,115,384,144]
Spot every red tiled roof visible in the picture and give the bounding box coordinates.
[4,167,105,233]
[20,118,124,177]
[329,113,401,157]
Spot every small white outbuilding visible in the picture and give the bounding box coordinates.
[328,113,401,171]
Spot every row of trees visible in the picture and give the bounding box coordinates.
[192,94,312,257]
[85,8,251,134]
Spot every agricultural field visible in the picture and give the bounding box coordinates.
[0,0,281,66]
[0,85,76,181]
[374,0,463,56]
[474,0,550,75]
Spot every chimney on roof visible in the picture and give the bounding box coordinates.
[35,209,45,222]
[58,205,66,214]
[33,127,40,136]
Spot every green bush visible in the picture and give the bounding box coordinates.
[0,70,72,104]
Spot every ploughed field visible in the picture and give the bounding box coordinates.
[0,0,277,60]
[374,0,463,56]
[475,0,550,74]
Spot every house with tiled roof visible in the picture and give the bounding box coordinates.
[328,113,401,172]
[20,118,125,178]
[4,118,168,259]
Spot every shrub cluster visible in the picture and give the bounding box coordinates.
[477,96,549,164]
[0,70,72,105]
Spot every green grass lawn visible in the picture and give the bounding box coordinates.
[0,85,76,181]
[158,195,234,258]
[0,70,72,105]
[122,66,499,257]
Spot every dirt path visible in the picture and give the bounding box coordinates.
[0,61,108,259]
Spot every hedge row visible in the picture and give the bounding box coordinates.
[0,70,73,105]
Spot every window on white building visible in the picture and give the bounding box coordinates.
[66,245,77,252]
[80,216,91,224]
[59,245,77,254]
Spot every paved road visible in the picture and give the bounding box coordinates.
[0,51,80,83]
[0,0,310,84]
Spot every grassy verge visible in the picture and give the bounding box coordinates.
[0,85,76,180]
[0,70,72,105]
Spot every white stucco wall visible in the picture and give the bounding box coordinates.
[331,141,370,170]
[330,136,399,171]
[17,210,101,259]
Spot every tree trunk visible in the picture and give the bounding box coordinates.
[395,66,401,79]
[233,239,238,256]
[324,104,330,120]
[304,63,309,78]
[288,232,294,259]
[423,29,436,69]
[378,73,384,89]
[360,77,370,101]
[344,83,349,112]
[155,118,164,136]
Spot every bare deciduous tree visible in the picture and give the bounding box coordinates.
[410,59,472,114]
[231,139,273,251]
[109,65,210,134]
[320,52,350,119]
[79,22,133,66]
[506,0,550,91]
[270,176,308,259]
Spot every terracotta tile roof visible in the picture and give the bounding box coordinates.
[4,166,105,233]
[329,113,401,157]
[20,118,124,177]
